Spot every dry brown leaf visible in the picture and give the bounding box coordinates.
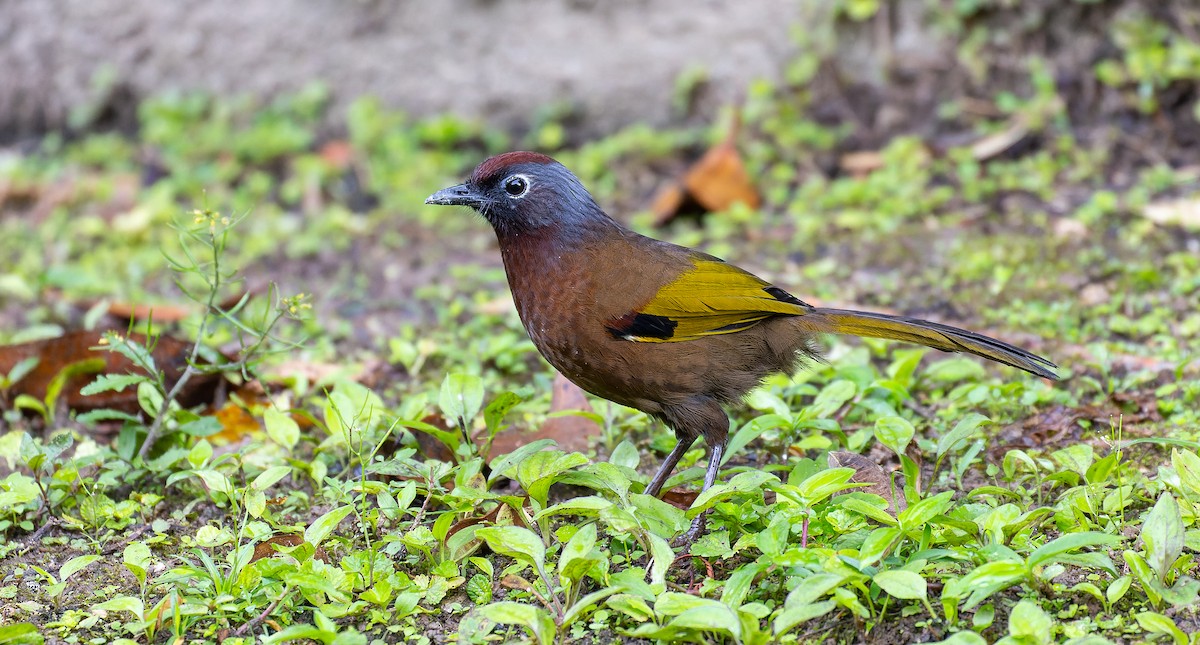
[839,150,885,176]
[0,331,223,414]
[828,450,906,513]
[487,373,601,457]
[1142,196,1200,230]
[249,534,329,563]
[446,498,530,539]
[210,402,261,443]
[648,185,687,221]
[537,373,601,453]
[318,140,354,169]
[660,488,699,510]
[73,289,253,325]
[651,109,760,226]
[969,118,1030,161]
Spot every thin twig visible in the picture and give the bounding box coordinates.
[232,587,293,637]
[18,517,59,557]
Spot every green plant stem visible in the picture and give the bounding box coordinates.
[137,234,224,461]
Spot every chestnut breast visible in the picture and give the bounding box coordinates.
[497,227,710,412]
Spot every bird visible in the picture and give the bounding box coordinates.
[426,151,1057,541]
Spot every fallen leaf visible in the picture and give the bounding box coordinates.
[1142,196,1200,230]
[249,534,329,563]
[0,331,223,414]
[210,402,261,443]
[828,451,906,513]
[489,373,601,456]
[73,289,254,325]
[446,498,530,539]
[969,118,1030,161]
[839,150,885,176]
[651,109,760,225]
[538,373,602,453]
[660,488,699,510]
[318,140,354,169]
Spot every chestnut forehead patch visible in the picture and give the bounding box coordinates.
[471,151,556,184]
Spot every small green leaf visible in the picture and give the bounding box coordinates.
[790,466,859,504]
[245,490,267,518]
[1142,492,1184,584]
[465,574,492,605]
[629,493,687,538]
[929,632,986,645]
[191,469,232,496]
[187,440,213,469]
[488,439,555,484]
[45,359,105,409]
[898,490,954,531]
[873,570,927,600]
[1172,449,1200,497]
[646,533,674,594]
[721,562,767,608]
[480,601,555,645]
[875,416,914,457]
[560,586,623,629]
[439,373,484,426]
[476,526,546,573]
[1106,575,1132,606]
[609,440,640,469]
[515,450,590,507]
[859,527,902,566]
[688,470,777,517]
[807,379,857,418]
[557,523,598,583]
[1005,599,1052,645]
[773,600,837,636]
[4,356,39,385]
[123,542,150,587]
[1027,531,1122,571]
[784,572,847,607]
[924,357,985,383]
[79,373,145,396]
[724,414,789,465]
[942,561,1025,610]
[137,381,165,417]
[483,391,523,435]
[90,596,144,620]
[60,555,101,583]
[1135,611,1188,645]
[251,465,291,491]
[0,622,44,645]
[305,505,353,547]
[264,406,300,450]
[936,413,990,457]
[839,494,898,527]
[534,495,613,520]
[663,604,741,640]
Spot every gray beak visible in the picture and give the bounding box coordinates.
[425,183,481,207]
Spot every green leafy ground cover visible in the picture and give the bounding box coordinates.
[2,2,1200,643]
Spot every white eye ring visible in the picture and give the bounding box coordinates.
[502,174,531,199]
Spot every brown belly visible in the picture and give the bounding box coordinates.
[521,299,810,416]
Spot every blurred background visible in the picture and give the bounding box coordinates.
[1,0,1197,412]
[2,4,1200,642]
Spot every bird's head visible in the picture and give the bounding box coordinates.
[425,152,609,237]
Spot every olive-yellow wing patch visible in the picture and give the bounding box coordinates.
[605,259,811,343]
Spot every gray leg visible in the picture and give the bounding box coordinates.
[680,438,726,543]
[644,435,697,497]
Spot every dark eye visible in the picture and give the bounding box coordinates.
[503,175,529,197]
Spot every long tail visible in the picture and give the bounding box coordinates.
[798,308,1058,380]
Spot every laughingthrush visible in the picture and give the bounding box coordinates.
[427,151,1057,539]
